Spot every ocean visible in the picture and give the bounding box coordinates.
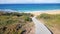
[0,4,60,12]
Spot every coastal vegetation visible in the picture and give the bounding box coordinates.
[0,11,34,34]
[37,13,60,34]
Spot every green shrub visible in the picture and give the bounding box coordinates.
[0,11,33,34]
[38,13,54,19]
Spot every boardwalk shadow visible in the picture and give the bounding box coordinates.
[45,25,53,34]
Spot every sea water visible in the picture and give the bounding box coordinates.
[0,4,60,12]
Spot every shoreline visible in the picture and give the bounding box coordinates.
[25,10,60,16]
[0,9,60,16]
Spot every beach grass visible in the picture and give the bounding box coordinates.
[0,11,34,34]
[37,13,60,34]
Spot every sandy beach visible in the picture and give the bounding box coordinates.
[26,10,60,16]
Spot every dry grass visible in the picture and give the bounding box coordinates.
[37,13,60,34]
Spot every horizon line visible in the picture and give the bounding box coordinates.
[0,3,60,4]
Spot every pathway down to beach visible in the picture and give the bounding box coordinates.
[32,17,51,34]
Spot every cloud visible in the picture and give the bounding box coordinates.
[0,0,60,4]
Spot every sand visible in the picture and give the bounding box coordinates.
[28,10,60,16]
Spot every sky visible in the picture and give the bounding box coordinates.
[0,0,60,4]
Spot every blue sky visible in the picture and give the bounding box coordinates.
[0,0,60,4]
